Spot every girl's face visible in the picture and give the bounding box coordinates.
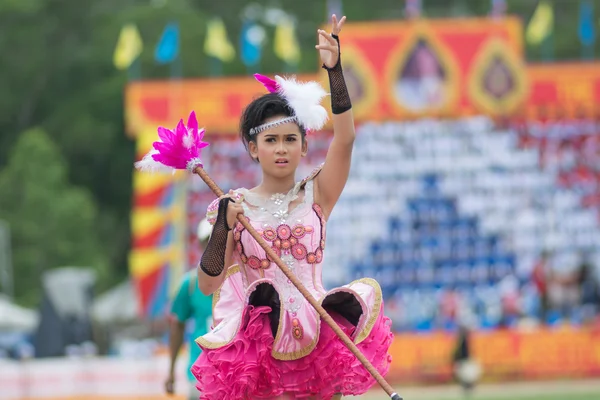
[248,116,307,179]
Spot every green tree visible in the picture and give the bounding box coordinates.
[0,128,109,306]
[0,0,222,290]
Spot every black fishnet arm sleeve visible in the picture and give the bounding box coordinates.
[200,198,231,277]
[322,34,352,115]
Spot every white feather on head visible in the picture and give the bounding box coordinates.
[274,75,329,132]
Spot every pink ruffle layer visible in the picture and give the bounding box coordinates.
[191,303,393,399]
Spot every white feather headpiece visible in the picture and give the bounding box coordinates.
[251,73,329,135]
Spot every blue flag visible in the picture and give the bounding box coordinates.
[578,1,595,46]
[405,0,422,18]
[154,22,180,64]
[490,0,507,18]
[240,21,265,67]
[326,0,343,19]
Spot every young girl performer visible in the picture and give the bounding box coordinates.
[192,15,394,399]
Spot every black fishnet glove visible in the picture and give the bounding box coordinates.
[322,34,352,115]
[200,198,231,277]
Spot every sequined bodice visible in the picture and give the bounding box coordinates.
[232,180,327,312]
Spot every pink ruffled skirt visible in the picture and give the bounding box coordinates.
[191,303,393,400]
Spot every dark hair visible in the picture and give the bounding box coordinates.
[239,93,306,159]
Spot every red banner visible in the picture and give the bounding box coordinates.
[525,63,600,119]
[316,17,527,120]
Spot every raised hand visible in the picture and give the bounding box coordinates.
[315,14,346,69]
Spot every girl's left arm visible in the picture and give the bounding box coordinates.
[314,15,355,219]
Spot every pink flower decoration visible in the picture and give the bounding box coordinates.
[277,224,292,240]
[247,256,261,270]
[135,111,209,173]
[291,225,307,239]
[291,243,308,261]
[316,248,323,263]
[262,227,277,242]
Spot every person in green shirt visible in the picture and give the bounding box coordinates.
[165,218,213,400]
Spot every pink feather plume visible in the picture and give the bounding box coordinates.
[134,111,209,173]
[254,73,279,93]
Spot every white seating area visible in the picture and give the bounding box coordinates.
[327,116,600,274]
[324,117,600,330]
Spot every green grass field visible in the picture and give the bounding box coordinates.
[355,379,600,400]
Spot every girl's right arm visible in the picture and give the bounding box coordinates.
[197,196,244,295]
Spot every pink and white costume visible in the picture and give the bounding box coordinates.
[192,166,393,399]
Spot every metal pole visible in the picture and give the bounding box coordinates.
[0,220,14,299]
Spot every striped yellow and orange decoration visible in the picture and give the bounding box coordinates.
[128,127,188,318]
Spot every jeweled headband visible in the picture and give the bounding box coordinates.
[249,116,299,136]
[250,74,329,136]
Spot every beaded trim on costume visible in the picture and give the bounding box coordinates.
[352,278,383,345]
[211,264,241,313]
[249,116,299,136]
